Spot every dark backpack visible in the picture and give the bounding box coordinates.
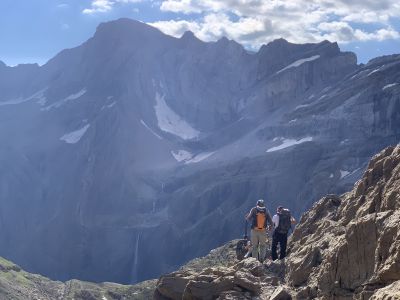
[276,209,292,234]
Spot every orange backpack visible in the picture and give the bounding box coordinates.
[254,208,266,230]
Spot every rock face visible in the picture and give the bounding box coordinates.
[286,145,400,299]
[0,18,399,284]
[154,145,400,299]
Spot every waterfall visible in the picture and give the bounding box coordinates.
[131,232,141,283]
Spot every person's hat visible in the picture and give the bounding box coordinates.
[257,199,265,207]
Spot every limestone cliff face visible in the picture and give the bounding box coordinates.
[154,145,400,299]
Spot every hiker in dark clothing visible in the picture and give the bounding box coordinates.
[245,199,273,263]
[271,206,296,261]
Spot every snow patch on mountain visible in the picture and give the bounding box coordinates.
[340,170,350,179]
[340,167,362,179]
[171,150,192,162]
[140,120,163,140]
[368,66,384,76]
[266,137,313,152]
[277,55,320,74]
[351,69,370,79]
[185,152,215,164]
[60,124,90,144]
[340,139,349,145]
[65,89,87,101]
[0,88,47,106]
[295,103,310,110]
[382,83,398,90]
[43,89,87,111]
[101,101,117,110]
[170,150,214,164]
[154,92,200,140]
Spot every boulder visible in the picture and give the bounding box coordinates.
[270,286,292,300]
[234,258,266,277]
[156,272,195,300]
[233,271,262,295]
[182,276,234,300]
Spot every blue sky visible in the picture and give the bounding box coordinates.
[0,0,399,66]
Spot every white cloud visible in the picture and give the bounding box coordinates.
[151,14,281,49]
[83,0,113,14]
[354,27,400,41]
[155,0,400,45]
[83,0,142,14]
[149,19,201,37]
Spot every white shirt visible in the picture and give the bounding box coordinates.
[272,214,279,228]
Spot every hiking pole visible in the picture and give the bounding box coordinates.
[244,220,252,259]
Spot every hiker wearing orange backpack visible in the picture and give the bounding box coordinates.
[245,199,273,263]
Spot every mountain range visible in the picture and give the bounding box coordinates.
[0,18,399,284]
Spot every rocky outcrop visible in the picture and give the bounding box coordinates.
[154,255,286,299]
[287,145,400,299]
[154,145,400,299]
[153,240,295,299]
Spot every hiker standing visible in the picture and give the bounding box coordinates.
[245,199,273,263]
[271,206,296,261]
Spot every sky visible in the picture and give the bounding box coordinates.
[0,0,399,66]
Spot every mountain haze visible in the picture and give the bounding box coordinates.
[0,18,399,284]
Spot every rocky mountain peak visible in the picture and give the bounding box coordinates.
[94,18,164,39]
[256,38,357,80]
[89,18,171,54]
[179,30,205,49]
[180,30,197,40]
